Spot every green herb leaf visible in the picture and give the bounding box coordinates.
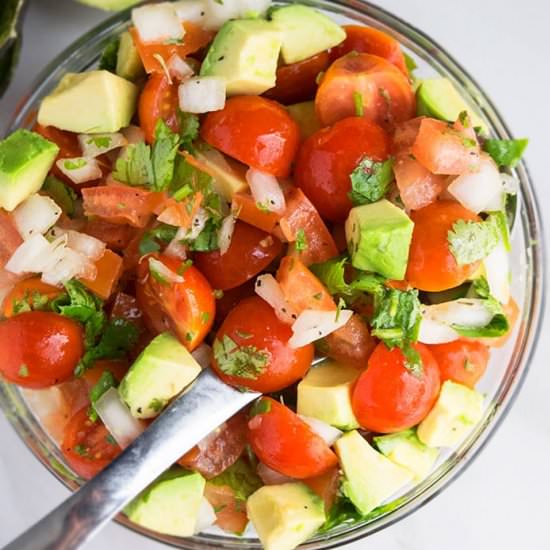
[88,370,117,422]
[138,224,179,256]
[63,158,87,171]
[348,157,394,205]
[98,37,120,73]
[11,289,51,315]
[294,228,308,252]
[18,364,28,377]
[353,91,364,117]
[42,175,78,218]
[448,217,501,265]
[87,135,112,149]
[403,52,418,74]
[213,335,269,380]
[177,110,200,152]
[151,119,181,191]
[113,141,153,186]
[250,398,271,417]
[209,458,262,505]
[189,218,220,251]
[483,138,528,168]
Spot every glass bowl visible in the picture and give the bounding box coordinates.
[0,1,545,548]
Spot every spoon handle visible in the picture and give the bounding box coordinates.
[4,369,260,550]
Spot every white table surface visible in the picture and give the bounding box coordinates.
[0,1,548,548]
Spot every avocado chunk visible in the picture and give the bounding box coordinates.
[297,360,360,430]
[270,4,346,64]
[200,19,281,96]
[417,380,484,447]
[119,332,202,419]
[417,78,488,133]
[247,482,325,550]
[37,70,138,133]
[0,129,59,211]
[286,101,321,140]
[116,31,145,82]
[345,199,414,280]
[374,429,439,481]
[335,430,413,516]
[125,467,205,536]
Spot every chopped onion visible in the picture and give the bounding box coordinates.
[41,248,97,287]
[422,299,494,328]
[78,132,127,158]
[95,387,144,448]
[164,228,188,260]
[132,3,184,43]
[12,194,62,240]
[51,228,106,262]
[5,234,63,275]
[56,157,102,185]
[257,462,294,486]
[148,257,184,284]
[254,274,297,325]
[173,0,207,24]
[186,208,209,240]
[202,0,242,30]
[178,77,226,113]
[239,0,271,18]
[191,343,212,370]
[289,309,353,349]
[245,168,286,214]
[299,415,342,446]
[218,214,236,255]
[167,53,195,81]
[418,315,459,344]
[483,241,510,304]
[121,125,145,145]
[194,497,217,534]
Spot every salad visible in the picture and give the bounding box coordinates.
[0,1,528,548]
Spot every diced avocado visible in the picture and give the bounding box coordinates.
[335,430,413,516]
[119,332,202,419]
[125,467,205,537]
[37,70,138,133]
[270,4,346,64]
[345,199,414,280]
[247,482,325,550]
[286,101,321,140]
[417,380,484,447]
[417,78,488,134]
[374,429,439,481]
[116,31,145,82]
[297,360,360,430]
[200,19,282,96]
[0,129,59,211]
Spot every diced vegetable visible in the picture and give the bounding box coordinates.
[12,194,62,240]
[178,77,227,114]
[132,3,184,44]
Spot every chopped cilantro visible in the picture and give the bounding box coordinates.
[448,216,501,265]
[105,434,117,446]
[149,398,165,413]
[177,259,193,275]
[18,364,28,377]
[171,183,193,202]
[87,136,112,149]
[335,297,346,322]
[12,289,50,315]
[403,52,418,74]
[201,311,211,324]
[235,329,253,340]
[353,91,364,117]
[185,331,194,342]
[213,335,269,380]
[250,398,271,417]
[98,37,119,73]
[73,444,88,457]
[42,175,78,218]
[483,138,528,168]
[113,141,152,186]
[64,158,87,171]
[138,224,179,256]
[150,119,181,191]
[177,110,200,152]
[349,156,394,205]
[294,228,308,252]
[88,370,117,422]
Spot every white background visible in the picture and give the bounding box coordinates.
[0,1,549,549]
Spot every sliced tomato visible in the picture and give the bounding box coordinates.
[194,221,283,291]
[303,465,340,512]
[83,219,137,251]
[204,483,248,535]
[155,192,203,229]
[248,397,338,479]
[0,210,22,268]
[212,296,314,393]
[200,96,300,177]
[2,277,61,318]
[263,51,331,105]
[315,53,416,129]
[232,192,282,233]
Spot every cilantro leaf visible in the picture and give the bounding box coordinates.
[138,224,179,256]
[348,157,394,205]
[213,335,269,380]
[151,119,181,191]
[177,110,200,152]
[483,138,528,168]
[294,228,308,252]
[113,141,153,186]
[98,37,119,73]
[403,52,418,74]
[42,175,78,218]
[11,289,51,315]
[88,370,117,422]
[448,216,501,265]
[209,459,262,505]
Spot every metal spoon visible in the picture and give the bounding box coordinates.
[3,368,260,550]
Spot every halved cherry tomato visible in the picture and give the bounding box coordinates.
[352,342,440,433]
[194,221,283,291]
[214,279,256,325]
[204,482,248,535]
[248,397,338,478]
[406,201,481,291]
[315,53,415,129]
[330,25,408,75]
[200,96,300,177]
[0,311,84,388]
[295,116,390,222]
[232,192,282,233]
[2,277,61,318]
[0,210,22,268]
[212,296,314,393]
[83,219,137,251]
[428,339,489,388]
[303,465,340,512]
[136,254,215,350]
[264,51,331,105]
[109,292,145,330]
[79,249,123,300]
[61,406,121,480]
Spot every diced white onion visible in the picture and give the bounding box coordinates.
[483,241,510,304]
[121,125,145,145]
[194,498,217,534]
[254,274,297,325]
[41,248,97,287]
[218,214,236,255]
[246,168,286,215]
[6,234,61,275]
[78,132,127,158]
[178,77,226,114]
[299,415,342,446]
[55,229,106,262]
[238,0,271,18]
[13,194,62,240]
[257,462,294,486]
[132,3,184,43]
[425,299,494,327]
[289,309,353,349]
[164,228,188,260]
[418,316,459,344]
[202,0,242,30]
[148,257,184,284]
[167,53,195,81]
[191,344,212,370]
[56,157,102,184]
[95,387,144,448]
[173,0,207,24]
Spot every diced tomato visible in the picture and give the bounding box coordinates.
[109,292,145,330]
[232,192,282,234]
[79,249,123,300]
[214,279,256,325]
[2,277,61,318]
[204,483,249,535]
[83,219,137,251]
[303,465,340,512]
[331,223,348,254]
[0,210,22,268]
[156,192,203,229]
[392,117,424,154]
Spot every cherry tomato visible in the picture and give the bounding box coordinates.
[406,201,482,292]
[200,96,300,177]
[315,53,416,129]
[330,25,408,75]
[264,51,331,105]
[79,249,123,301]
[214,279,256,325]
[194,221,283,291]
[136,254,215,350]
[295,117,390,222]
[232,192,283,234]
[248,397,338,478]
[0,312,84,388]
[204,482,248,535]
[428,339,489,389]
[61,406,122,480]
[83,219,137,251]
[212,296,314,393]
[352,342,440,433]
[2,277,61,318]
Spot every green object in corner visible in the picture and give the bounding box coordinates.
[0,0,26,98]
[75,0,142,10]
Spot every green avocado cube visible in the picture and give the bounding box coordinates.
[345,199,414,280]
[116,31,145,82]
[0,129,59,211]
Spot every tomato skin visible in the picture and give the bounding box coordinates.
[0,312,84,388]
[61,406,122,480]
[204,482,248,535]
[2,277,61,318]
[428,339,489,389]
[0,210,22,269]
[406,201,481,291]
[194,221,283,291]
[200,96,300,177]
[212,296,314,393]
[83,219,137,251]
[248,397,338,478]
[352,342,441,433]
[295,117,391,222]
